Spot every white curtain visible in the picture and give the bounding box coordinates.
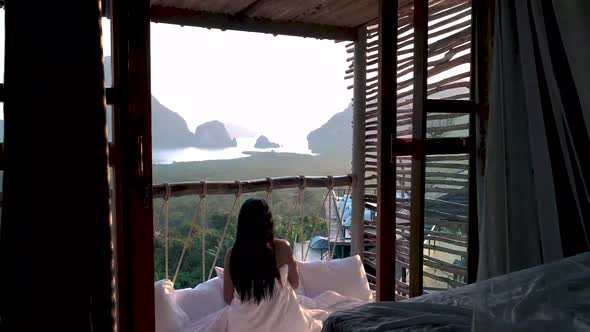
[478,0,590,281]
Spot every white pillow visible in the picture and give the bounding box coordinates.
[293,262,307,296]
[297,255,372,300]
[216,266,306,296]
[154,280,191,332]
[175,277,225,323]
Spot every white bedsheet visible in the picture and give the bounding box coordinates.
[189,291,366,332]
[188,265,367,332]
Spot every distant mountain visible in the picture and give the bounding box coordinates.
[307,104,352,155]
[255,135,280,149]
[152,97,198,148]
[226,123,257,138]
[194,120,237,149]
[104,56,236,149]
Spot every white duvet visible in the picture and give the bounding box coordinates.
[188,265,367,332]
[155,256,373,332]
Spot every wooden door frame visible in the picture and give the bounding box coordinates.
[110,0,155,331]
[106,0,493,324]
[376,0,399,301]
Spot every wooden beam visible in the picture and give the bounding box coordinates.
[424,137,471,155]
[468,0,478,285]
[392,138,414,156]
[112,0,155,330]
[351,27,367,257]
[424,256,467,275]
[423,243,466,256]
[111,1,127,330]
[130,0,155,327]
[425,99,476,114]
[110,2,126,330]
[234,0,265,16]
[152,175,353,198]
[389,136,472,158]
[409,0,428,298]
[423,270,465,288]
[150,5,357,41]
[376,0,398,302]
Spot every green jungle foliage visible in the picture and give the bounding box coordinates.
[152,152,351,288]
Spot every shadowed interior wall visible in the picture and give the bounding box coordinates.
[0,1,113,331]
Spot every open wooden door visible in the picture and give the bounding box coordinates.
[366,0,492,301]
[107,0,155,331]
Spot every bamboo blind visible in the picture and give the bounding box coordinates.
[346,0,472,297]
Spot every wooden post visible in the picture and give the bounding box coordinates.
[328,192,332,259]
[409,0,428,298]
[469,0,479,285]
[111,0,155,331]
[376,0,398,302]
[111,1,128,330]
[351,27,367,257]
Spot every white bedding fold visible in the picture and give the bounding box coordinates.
[188,291,368,332]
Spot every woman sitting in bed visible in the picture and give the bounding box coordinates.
[223,198,322,332]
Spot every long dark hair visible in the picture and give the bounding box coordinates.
[230,198,280,304]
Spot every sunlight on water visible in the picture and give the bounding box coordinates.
[152,137,314,164]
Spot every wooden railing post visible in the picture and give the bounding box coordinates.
[351,27,367,257]
[376,0,398,302]
[409,0,428,298]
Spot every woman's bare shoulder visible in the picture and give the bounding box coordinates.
[273,239,294,266]
[273,238,292,251]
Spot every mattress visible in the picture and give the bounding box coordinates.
[322,251,590,331]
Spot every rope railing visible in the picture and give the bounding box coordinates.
[207,181,242,280]
[285,177,306,242]
[171,189,206,284]
[265,177,273,209]
[165,184,171,280]
[153,175,355,286]
[304,177,335,261]
[153,175,353,198]
[328,185,352,259]
[298,176,306,262]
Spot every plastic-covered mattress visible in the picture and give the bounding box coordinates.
[323,251,590,331]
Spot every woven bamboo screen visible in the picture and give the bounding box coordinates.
[346,0,472,298]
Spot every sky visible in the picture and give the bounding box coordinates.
[102,18,352,146]
[0,10,470,138]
